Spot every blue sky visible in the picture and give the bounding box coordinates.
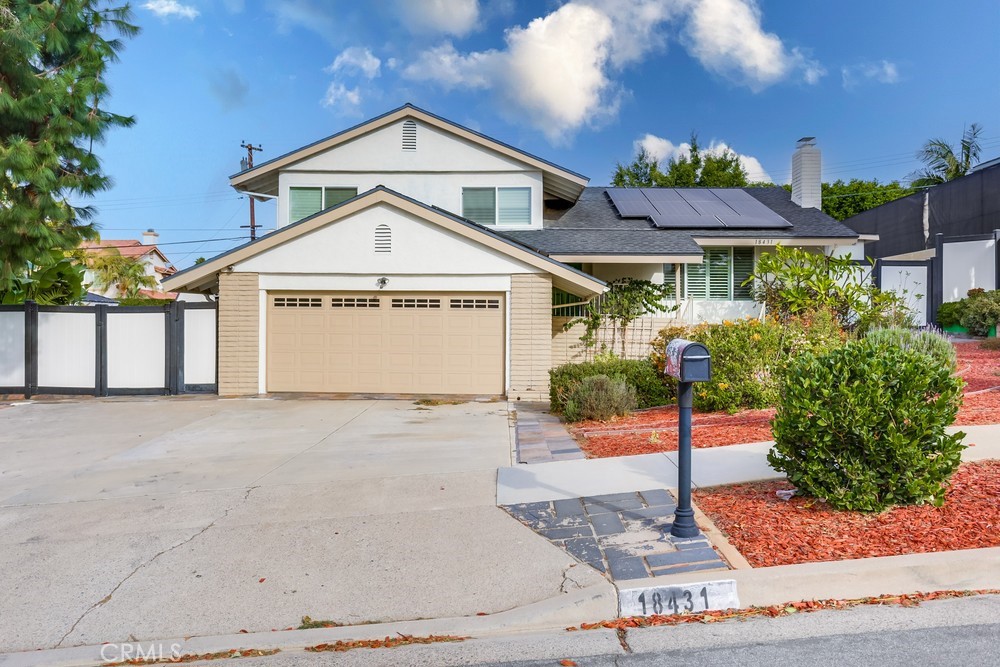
[92,0,1000,267]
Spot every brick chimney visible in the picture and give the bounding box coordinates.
[791,137,821,210]
[141,228,159,246]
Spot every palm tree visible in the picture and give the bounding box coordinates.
[910,123,983,187]
[88,250,157,298]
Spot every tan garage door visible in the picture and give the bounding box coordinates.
[267,292,505,395]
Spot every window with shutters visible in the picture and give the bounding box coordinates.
[682,247,755,300]
[288,186,359,223]
[461,186,531,226]
[402,120,417,150]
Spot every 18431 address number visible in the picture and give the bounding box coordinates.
[619,580,739,617]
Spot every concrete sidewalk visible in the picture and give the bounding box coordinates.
[498,424,1000,505]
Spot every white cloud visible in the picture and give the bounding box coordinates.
[397,0,480,37]
[841,59,900,89]
[404,3,619,143]
[636,133,772,182]
[143,0,199,19]
[402,0,822,144]
[327,47,381,80]
[682,0,822,89]
[321,82,362,112]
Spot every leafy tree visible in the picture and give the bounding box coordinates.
[570,278,676,356]
[611,134,748,188]
[778,179,914,221]
[193,256,207,265]
[0,1,139,291]
[88,249,156,298]
[0,249,86,304]
[909,123,983,187]
[749,245,914,332]
[820,179,913,221]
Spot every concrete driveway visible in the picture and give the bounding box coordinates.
[0,398,606,653]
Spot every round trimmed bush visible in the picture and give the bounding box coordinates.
[563,374,637,422]
[768,338,965,512]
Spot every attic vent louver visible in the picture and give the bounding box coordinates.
[375,224,391,253]
[402,120,417,151]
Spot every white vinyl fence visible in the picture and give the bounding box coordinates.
[941,236,996,303]
[0,301,216,397]
[878,261,929,326]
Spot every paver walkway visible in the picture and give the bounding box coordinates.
[504,489,728,581]
[514,404,585,464]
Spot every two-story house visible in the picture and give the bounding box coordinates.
[163,104,860,399]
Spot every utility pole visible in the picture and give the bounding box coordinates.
[240,141,263,240]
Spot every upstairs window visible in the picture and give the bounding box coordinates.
[462,187,531,226]
[683,247,755,301]
[288,186,359,223]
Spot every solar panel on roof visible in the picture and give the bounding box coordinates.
[605,187,792,229]
[710,189,792,228]
[606,189,654,217]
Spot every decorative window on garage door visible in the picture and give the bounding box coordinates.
[450,298,501,309]
[391,298,441,309]
[273,296,322,308]
[331,297,380,308]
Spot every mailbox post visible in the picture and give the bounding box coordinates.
[663,338,712,538]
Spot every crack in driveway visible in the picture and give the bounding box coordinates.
[54,486,259,648]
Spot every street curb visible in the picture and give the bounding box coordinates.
[613,546,1000,610]
[0,583,617,667]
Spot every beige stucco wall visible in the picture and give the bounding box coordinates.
[218,272,259,396]
[509,273,552,401]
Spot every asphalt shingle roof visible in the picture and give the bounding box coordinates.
[496,187,858,256]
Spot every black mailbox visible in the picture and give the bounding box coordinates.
[664,338,712,383]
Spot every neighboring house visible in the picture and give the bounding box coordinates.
[81,229,178,300]
[842,158,1000,261]
[163,104,860,398]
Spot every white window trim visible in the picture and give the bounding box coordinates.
[683,247,755,301]
[461,186,533,228]
[287,184,360,224]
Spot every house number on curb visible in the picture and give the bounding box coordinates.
[619,580,740,617]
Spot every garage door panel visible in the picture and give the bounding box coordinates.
[268,292,504,394]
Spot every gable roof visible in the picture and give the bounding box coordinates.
[502,187,858,259]
[81,239,173,266]
[162,186,606,297]
[229,103,590,202]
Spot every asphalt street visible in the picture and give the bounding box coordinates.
[233,594,1000,667]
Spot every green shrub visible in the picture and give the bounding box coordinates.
[936,301,965,328]
[959,291,1000,336]
[549,355,673,414]
[864,326,957,370]
[563,375,637,422]
[768,338,965,512]
[650,310,846,413]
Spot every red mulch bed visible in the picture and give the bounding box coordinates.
[693,460,1000,567]
[573,341,1000,458]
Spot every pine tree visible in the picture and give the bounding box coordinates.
[0,1,138,290]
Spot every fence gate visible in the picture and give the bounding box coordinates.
[0,301,217,398]
[875,259,932,326]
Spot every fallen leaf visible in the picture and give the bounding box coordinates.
[259,578,266,583]
[560,660,578,666]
